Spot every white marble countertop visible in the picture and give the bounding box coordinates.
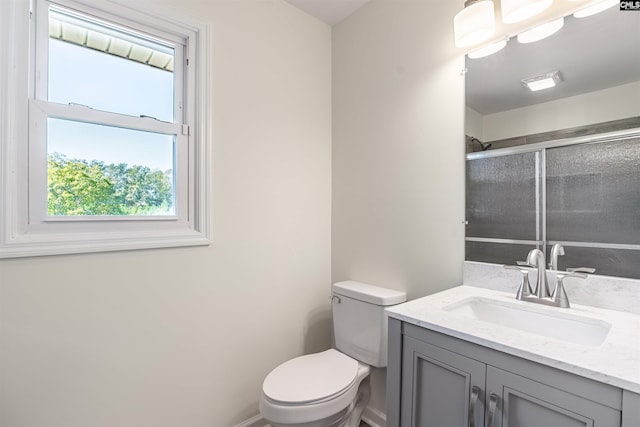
[386,285,640,393]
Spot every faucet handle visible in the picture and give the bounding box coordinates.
[504,265,533,299]
[567,267,596,274]
[556,271,588,281]
[504,264,531,273]
[516,260,535,268]
[552,271,589,308]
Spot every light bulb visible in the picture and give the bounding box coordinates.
[501,0,552,24]
[574,0,619,18]
[454,0,496,48]
[468,39,508,58]
[517,17,564,43]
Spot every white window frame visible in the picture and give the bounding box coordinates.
[0,0,211,258]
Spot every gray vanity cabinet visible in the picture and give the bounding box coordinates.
[401,336,485,427]
[388,320,632,427]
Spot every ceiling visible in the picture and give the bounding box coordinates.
[466,7,640,115]
[283,3,639,116]
[285,0,370,25]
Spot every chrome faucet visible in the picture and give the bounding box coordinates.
[504,248,592,308]
[527,249,551,299]
[549,243,565,271]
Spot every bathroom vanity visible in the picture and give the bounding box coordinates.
[385,286,640,427]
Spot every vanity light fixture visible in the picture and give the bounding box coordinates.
[501,0,553,24]
[454,0,496,48]
[468,39,508,58]
[521,70,561,91]
[573,0,619,18]
[517,17,564,43]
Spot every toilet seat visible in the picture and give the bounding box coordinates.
[263,349,358,404]
[260,349,370,425]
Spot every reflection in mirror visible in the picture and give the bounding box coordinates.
[464,7,640,280]
[465,7,640,149]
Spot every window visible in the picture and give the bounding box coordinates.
[0,0,211,257]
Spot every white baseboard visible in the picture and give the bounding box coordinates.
[233,413,269,427]
[234,406,386,427]
[362,406,387,427]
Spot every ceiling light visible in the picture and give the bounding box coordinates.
[521,71,561,91]
[454,0,496,48]
[573,0,619,18]
[468,39,508,58]
[517,17,564,43]
[501,0,553,24]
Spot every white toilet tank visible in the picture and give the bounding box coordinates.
[332,281,407,368]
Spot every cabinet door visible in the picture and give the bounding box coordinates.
[486,366,621,427]
[401,336,486,427]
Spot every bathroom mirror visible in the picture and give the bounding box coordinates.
[465,7,640,145]
[464,7,640,280]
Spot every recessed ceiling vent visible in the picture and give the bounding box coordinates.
[521,70,561,92]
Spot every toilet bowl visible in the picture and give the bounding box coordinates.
[260,349,370,427]
[259,281,407,427]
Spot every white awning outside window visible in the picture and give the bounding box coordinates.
[49,8,175,72]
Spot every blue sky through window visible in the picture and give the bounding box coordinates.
[47,38,175,171]
[47,118,174,172]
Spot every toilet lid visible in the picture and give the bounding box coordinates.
[263,349,358,404]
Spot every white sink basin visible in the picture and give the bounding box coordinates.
[444,297,611,347]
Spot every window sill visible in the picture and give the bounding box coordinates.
[0,228,210,258]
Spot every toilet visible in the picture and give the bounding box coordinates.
[259,281,407,427]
